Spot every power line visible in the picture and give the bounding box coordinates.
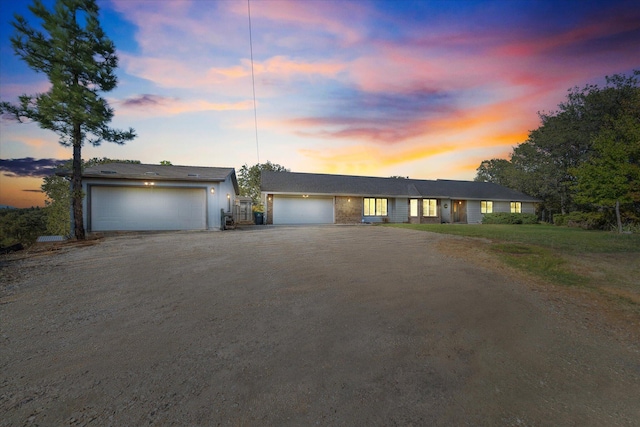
[248,0,260,164]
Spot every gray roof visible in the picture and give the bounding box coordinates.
[65,163,238,193]
[261,171,540,202]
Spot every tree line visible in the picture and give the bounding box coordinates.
[475,71,639,232]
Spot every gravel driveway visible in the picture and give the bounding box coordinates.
[1,226,639,425]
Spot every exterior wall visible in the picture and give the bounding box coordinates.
[335,196,362,224]
[389,197,408,223]
[467,200,482,224]
[82,177,233,231]
[493,201,510,213]
[481,200,536,216]
[522,202,536,214]
[441,199,451,223]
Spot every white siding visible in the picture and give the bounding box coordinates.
[390,198,408,223]
[467,200,482,224]
[441,199,451,223]
[522,202,536,214]
[494,201,511,213]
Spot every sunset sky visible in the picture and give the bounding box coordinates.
[1,0,639,208]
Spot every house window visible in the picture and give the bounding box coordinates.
[481,200,493,214]
[410,199,418,217]
[363,198,388,216]
[510,201,522,213]
[422,199,437,217]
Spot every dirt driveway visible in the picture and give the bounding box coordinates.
[1,226,639,425]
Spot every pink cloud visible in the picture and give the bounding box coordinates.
[226,0,369,46]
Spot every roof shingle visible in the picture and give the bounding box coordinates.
[261,171,539,202]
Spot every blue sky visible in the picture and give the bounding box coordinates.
[1,0,639,207]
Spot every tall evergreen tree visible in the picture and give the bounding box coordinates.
[0,0,135,239]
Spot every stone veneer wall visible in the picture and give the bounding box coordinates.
[335,196,362,224]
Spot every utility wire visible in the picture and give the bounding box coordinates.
[248,0,260,164]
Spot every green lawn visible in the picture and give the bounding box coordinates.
[386,224,640,298]
[387,224,640,253]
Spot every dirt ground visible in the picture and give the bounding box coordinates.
[1,226,639,426]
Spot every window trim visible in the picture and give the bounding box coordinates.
[422,199,437,217]
[481,200,493,214]
[363,197,388,216]
[409,199,419,217]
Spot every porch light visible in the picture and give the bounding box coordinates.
[227,194,230,199]
[210,188,215,194]
[268,196,272,201]
[144,182,155,186]
[348,198,351,202]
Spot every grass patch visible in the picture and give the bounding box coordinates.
[387,223,639,305]
[389,223,640,253]
[490,243,588,287]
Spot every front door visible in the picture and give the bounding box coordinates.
[452,200,467,223]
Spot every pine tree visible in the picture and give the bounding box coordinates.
[0,0,135,239]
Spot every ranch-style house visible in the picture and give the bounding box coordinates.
[261,171,539,225]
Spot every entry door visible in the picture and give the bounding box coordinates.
[453,200,467,223]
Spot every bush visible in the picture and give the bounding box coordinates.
[482,213,538,225]
[0,207,48,248]
[554,211,608,230]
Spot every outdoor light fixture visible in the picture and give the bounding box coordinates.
[210,188,215,194]
[144,182,155,186]
[227,194,230,199]
[268,196,272,201]
[348,198,351,202]
[302,195,309,198]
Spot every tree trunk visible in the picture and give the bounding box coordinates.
[72,123,85,240]
[615,199,622,234]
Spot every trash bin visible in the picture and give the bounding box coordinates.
[254,211,264,225]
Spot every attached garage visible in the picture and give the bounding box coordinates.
[90,186,207,231]
[272,195,334,225]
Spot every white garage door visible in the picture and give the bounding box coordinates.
[90,186,206,231]
[272,196,334,225]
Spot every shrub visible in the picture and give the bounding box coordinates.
[0,207,48,248]
[554,211,608,230]
[482,213,538,225]
[553,214,567,226]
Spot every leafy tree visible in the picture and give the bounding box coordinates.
[41,158,141,236]
[0,0,136,240]
[474,158,516,187]
[238,161,289,208]
[0,208,48,247]
[572,110,640,232]
[476,70,639,224]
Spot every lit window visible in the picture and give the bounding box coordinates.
[481,200,493,214]
[363,198,388,216]
[510,201,522,213]
[422,199,437,217]
[410,199,418,217]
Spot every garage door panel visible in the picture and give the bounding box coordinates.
[273,196,333,224]
[91,186,206,231]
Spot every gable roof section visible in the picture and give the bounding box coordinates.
[261,171,539,202]
[67,163,239,193]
